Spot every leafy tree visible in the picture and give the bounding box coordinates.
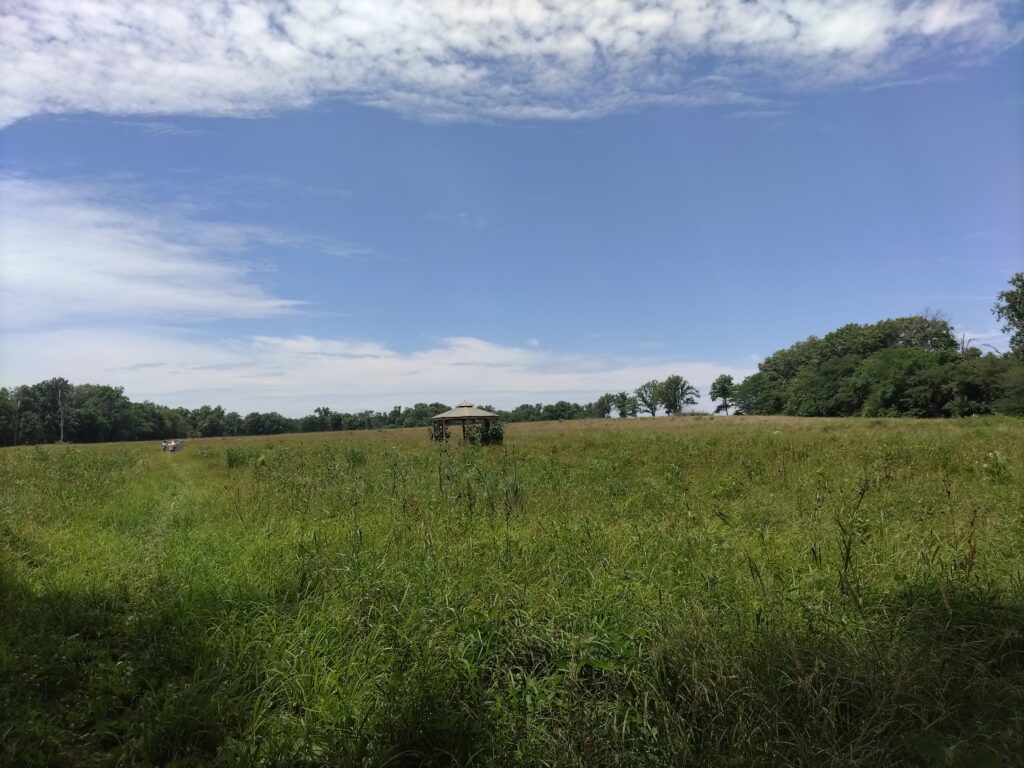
[223,411,243,436]
[993,363,1024,415]
[192,405,227,437]
[589,394,615,418]
[17,410,45,445]
[732,314,960,416]
[875,313,957,352]
[42,377,73,442]
[732,371,784,416]
[390,402,450,428]
[20,378,74,442]
[659,375,699,415]
[242,412,263,435]
[70,385,137,442]
[635,380,660,417]
[853,348,953,418]
[0,388,15,445]
[785,356,863,416]
[708,375,735,415]
[12,386,29,445]
[994,272,1024,360]
[944,352,1007,416]
[613,392,639,418]
[508,403,543,422]
[310,406,334,431]
[543,401,585,420]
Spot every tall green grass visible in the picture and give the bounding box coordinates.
[2,417,1022,766]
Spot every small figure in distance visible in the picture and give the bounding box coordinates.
[161,440,168,452]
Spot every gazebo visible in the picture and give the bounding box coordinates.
[430,401,503,444]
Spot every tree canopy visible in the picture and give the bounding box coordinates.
[731,307,1022,418]
[994,272,1024,360]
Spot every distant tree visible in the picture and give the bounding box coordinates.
[27,378,74,442]
[242,412,263,435]
[878,312,957,352]
[730,314,962,416]
[707,374,734,414]
[312,406,334,431]
[853,348,953,418]
[0,388,14,446]
[393,402,450,428]
[18,410,45,445]
[994,272,1024,360]
[49,377,72,442]
[221,411,241,436]
[388,405,404,426]
[508,403,544,422]
[945,352,1008,416]
[70,384,136,442]
[659,375,699,415]
[11,386,26,445]
[590,393,615,418]
[613,392,639,418]
[192,404,227,437]
[993,364,1024,415]
[635,380,660,417]
[543,400,585,420]
[258,412,292,434]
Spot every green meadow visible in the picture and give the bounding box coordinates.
[1,417,1022,767]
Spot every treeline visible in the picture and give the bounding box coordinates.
[0,339,1016,448]
[710,272,1024,418]
[712,316,1024,417]
[0,387,453,446]
[0,383,692,447]
[2,275,1020,445]
[503,374,701,421]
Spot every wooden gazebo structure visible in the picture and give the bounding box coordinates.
[430,401,503,444]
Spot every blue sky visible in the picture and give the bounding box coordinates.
[1,1,1021,415]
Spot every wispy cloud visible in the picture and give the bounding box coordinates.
[0,174,303,327]
[112,120,206,137]
[0,327,755,415]
[859,71,959,91]
[0,173,384,330]
[1,1,1018,127]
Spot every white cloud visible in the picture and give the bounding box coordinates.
[0,327,755,416]
[1,1,1018,126]
[0,172,758,413]
[0,175,331,328]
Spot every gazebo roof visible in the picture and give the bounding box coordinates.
[431,401,499,421]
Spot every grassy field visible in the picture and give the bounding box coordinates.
[1,416,1023,767]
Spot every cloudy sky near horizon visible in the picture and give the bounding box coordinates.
[1,1,1022,415]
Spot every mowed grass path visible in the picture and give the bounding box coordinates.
[1,417,1023,766]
